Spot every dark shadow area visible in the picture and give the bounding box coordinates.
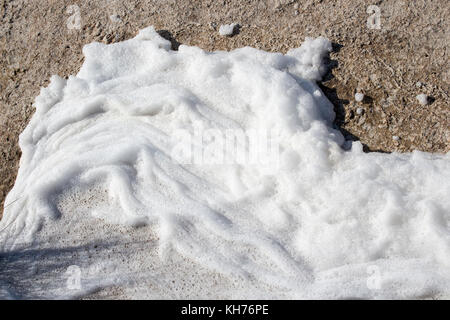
[331,42,343,53]
[0,238,155,299]
[320,82,390,154]
[319,42,390,153]
[362,144,391,153]
[232,24,241,36]
[0,244,89,299]
[362,95,374,104]
[318,83,351,136]
[321,43,342,82]
[320,43,348,131]
[157,30,181,51]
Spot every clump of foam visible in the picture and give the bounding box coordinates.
[416,93,429,105]
[1,26,449,299]
[219,23,238,36]
[355,92,364,102]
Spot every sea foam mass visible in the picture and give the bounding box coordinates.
[0,26,449,299]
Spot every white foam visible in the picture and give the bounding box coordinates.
[416,93,429,105]
[355,92,364,102]
[1,26,449,299]
[219,23,238,36]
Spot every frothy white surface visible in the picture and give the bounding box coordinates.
[355,92,364,102]
[416,93,429,106]
[219,23,238,36]
[1,27,449,299]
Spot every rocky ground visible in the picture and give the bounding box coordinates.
[0,0,449,216]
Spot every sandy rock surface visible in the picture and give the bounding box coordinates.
[0,0,449,215]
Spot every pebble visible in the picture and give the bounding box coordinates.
[416,94,429,106]
[355,92,364,102]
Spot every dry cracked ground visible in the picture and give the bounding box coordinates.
[0,0,449,216]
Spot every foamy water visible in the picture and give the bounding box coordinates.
[1,27,449,299]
